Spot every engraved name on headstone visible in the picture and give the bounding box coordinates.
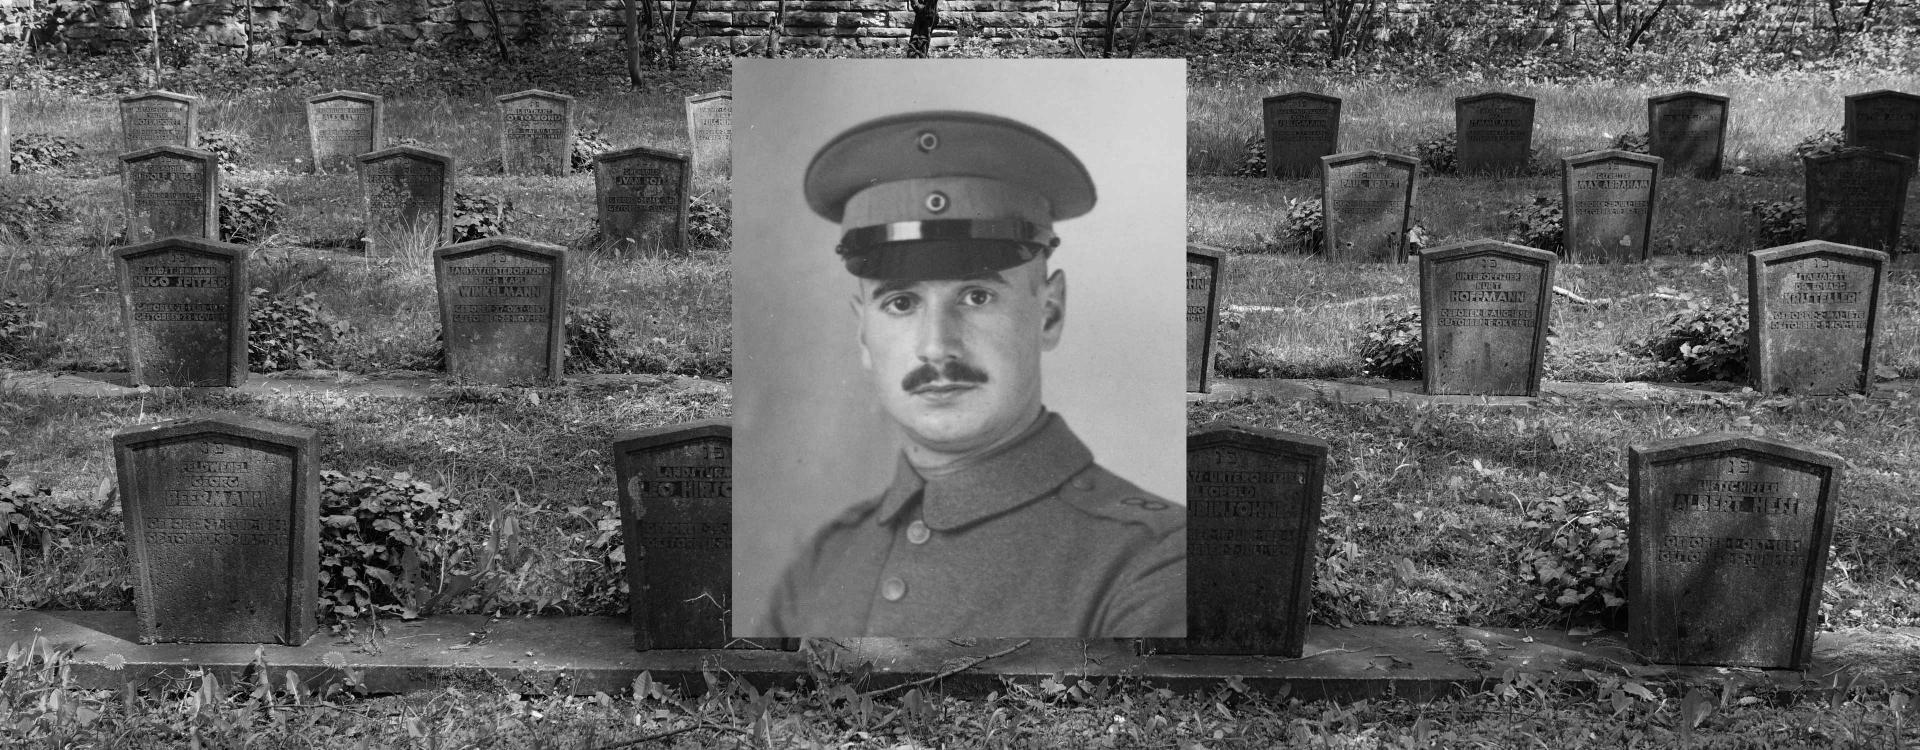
[121,146,219,243]
[497,89,574,177]
[615,420,734,650]
[358,145,454,252]
[1748,241,1887,395]
[119,91,198,153]
[1262,92,1341,179]
[685,90,732,174]
[1186,244,1225,393]
[1647,91,1729,180]
[306,91,384,175]
[1455,93,1536,175]
[1562,150,1662,264]
[1804,148,1915,254]
[1321,150,1418,263]
[114,414,319,645]
[595,145,691,253]
[1419,240,1556,396]
[1844,90,1920,161]
[114,237,248,388]
[433,238,566,385]
[1628,432,1841,669]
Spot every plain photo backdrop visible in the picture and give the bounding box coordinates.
[731,59,1188,637]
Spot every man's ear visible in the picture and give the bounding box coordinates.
[849,293,874,370]
[1039,268,1066,351]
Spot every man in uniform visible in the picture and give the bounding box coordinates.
[763,110,1187,638]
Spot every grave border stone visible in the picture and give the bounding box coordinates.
[113,413,320,646]
[1626,431,1842,670]
[118,90,199,153]
[1320,149,1419,264]
[1186,244,1226,393]
[305,90,385,175]
[1747,240,1887,395]
[432,237,568,385]
[684,90,732,171]
[1418,239,1557,397]
[356,145,457,249]
[113,236,249,388]
[1803,148,1916,254]
[120,145,220,241]
[1561,149,1663,264]
[594,144,692,254]
[1844,89,1920,161]
[1646,91,1730,180]
[495,89,576,177]
[1262,91,1342,180]
[1454,92,1537,176]
[613,418,732,651]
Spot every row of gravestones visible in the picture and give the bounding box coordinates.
[1186,240,1891,397]
[111,412,1842,670]
[1263,89,1920,179]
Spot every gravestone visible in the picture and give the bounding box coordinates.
[113,414,319,645]
[595,146,690,253]
[1844,90,1920,161]
[433,238,566,384]
[1186,244,1225,393]
[1562,150,1662,264]
[1262,92,1341,179]
[1146,423,1326,656]
[1419,240,1556,396]
[119,91,198,153]
[1647,91,1729,179]
[121,146,218,243]
[1628,432,1841,669]
[1455,93,1535,175]
[615,420,734,650]
[306,91,384,175]
[1748,241,1887,395]
[1804,148,1915,253]
[1,95,10,175]
[358,146,454,252]
[685,90,732,174]
[114,237,248,387]
[496,89,574,177]
[1321,150,1418,263]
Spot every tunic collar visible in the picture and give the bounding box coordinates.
[873,411,1094,531]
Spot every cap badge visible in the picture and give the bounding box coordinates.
[924,191,949,213]
[915,131,939,152]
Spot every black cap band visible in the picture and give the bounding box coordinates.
[839,240,1048,280]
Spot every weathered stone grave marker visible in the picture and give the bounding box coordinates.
[1455,93,1535,175]
[1804,148,1915,253]
[1262,92,1341,179]
[595,146,690,253]
[434,238,566,384]
[1187,244,1225,393]
[1,95,10,175]
[1419,240,1556,396]
[114,414,319,645]
[1628,432,1841,669]
[497,89,574,177]
[1147,423,1326,656]
[615,420,734,650]
[119,90,198,153]
[114,237,248,388]
[1748,241,1887,395]
[306,90,384,175]
[121,146,218,243]
[685,90,732,174]
[358,145,454,252]
[1321,150,1417,263]
[1647,91,1729,179]
[1562,150,1662,264]
[1844,90,1920,161]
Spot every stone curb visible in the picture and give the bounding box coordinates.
[0,370,727,400]
[1191,378,1920,407]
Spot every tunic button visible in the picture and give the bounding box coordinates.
[907,520,930,544]
[881,577,908,601]
[1070,477,1094,491]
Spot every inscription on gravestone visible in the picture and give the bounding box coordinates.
[1262,92,1341,179]
[119,91,197,153]
[1420,240,1556,396]
[358,146,454,251]
[686,91,732,174]
[497,90,574,177]
[1455,93,1535,175]
[595,146,690,253]
[122,146,218,243]
[306,91,383,175]
[1845,90,1920,161]
[434,238,566,384]
[1629,433,1840,669]
[114,414,319,645]
[1186,245,1224,393]
[1563,150,1662,264]
[1804,149,1915,253]
[1748,241,1887,395]
[616,420,734,650]
[115,237,248,388]
[1321,150,1417,263]
[1647,92,1729,179]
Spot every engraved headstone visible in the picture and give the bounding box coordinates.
[1562,150,1662,264]
[1804,148,1915,254]
[306,91,384,175]
[1147,423,1326,656]
[433,238,566,385]
[1647,91,1729,180]
[1419,240,1556,396]
[358,146,454,252]
[1186,244,1225,393]
[615,420,733,650]
[1455,93,1535,175]
[685,90,732,174]
[594,146,691,253]
[1321,150,1417,263]
[114,414,319,645]
[1748,241,1887,395]
[121,146,219,243]
[119,90,198,153]
[1844,90,1920,161]
[1628,432,1841,669]
[114,237,248,388]
[496,89,574,177]
[1262,92,1341,179]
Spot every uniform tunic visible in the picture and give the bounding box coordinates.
[765,412,1186,638]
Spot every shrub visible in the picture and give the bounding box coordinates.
[248,289,344,372]
[1275,197,1324,254]
[1355,306,1423,380]
[218,185,286,244]
[1748,199,1806,247]
[1504,195,1564,254]
[565,309,636,372]
[571,128,613,174]
[687,194,730,249]
[1233,132,1269,177]
[0,192,72,242]
[1610,131,1651,154]
[1793,129,1845,161]
[1516,485,1628,628]
[452,191,508,242]
[1410,132,1457,175]
[1630,296,1748,382]
[8,133,81,174]
[0,299,46,365]
[197,129,253,174]
[318,470,466,622]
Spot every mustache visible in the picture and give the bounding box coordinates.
[901,360,990,392]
